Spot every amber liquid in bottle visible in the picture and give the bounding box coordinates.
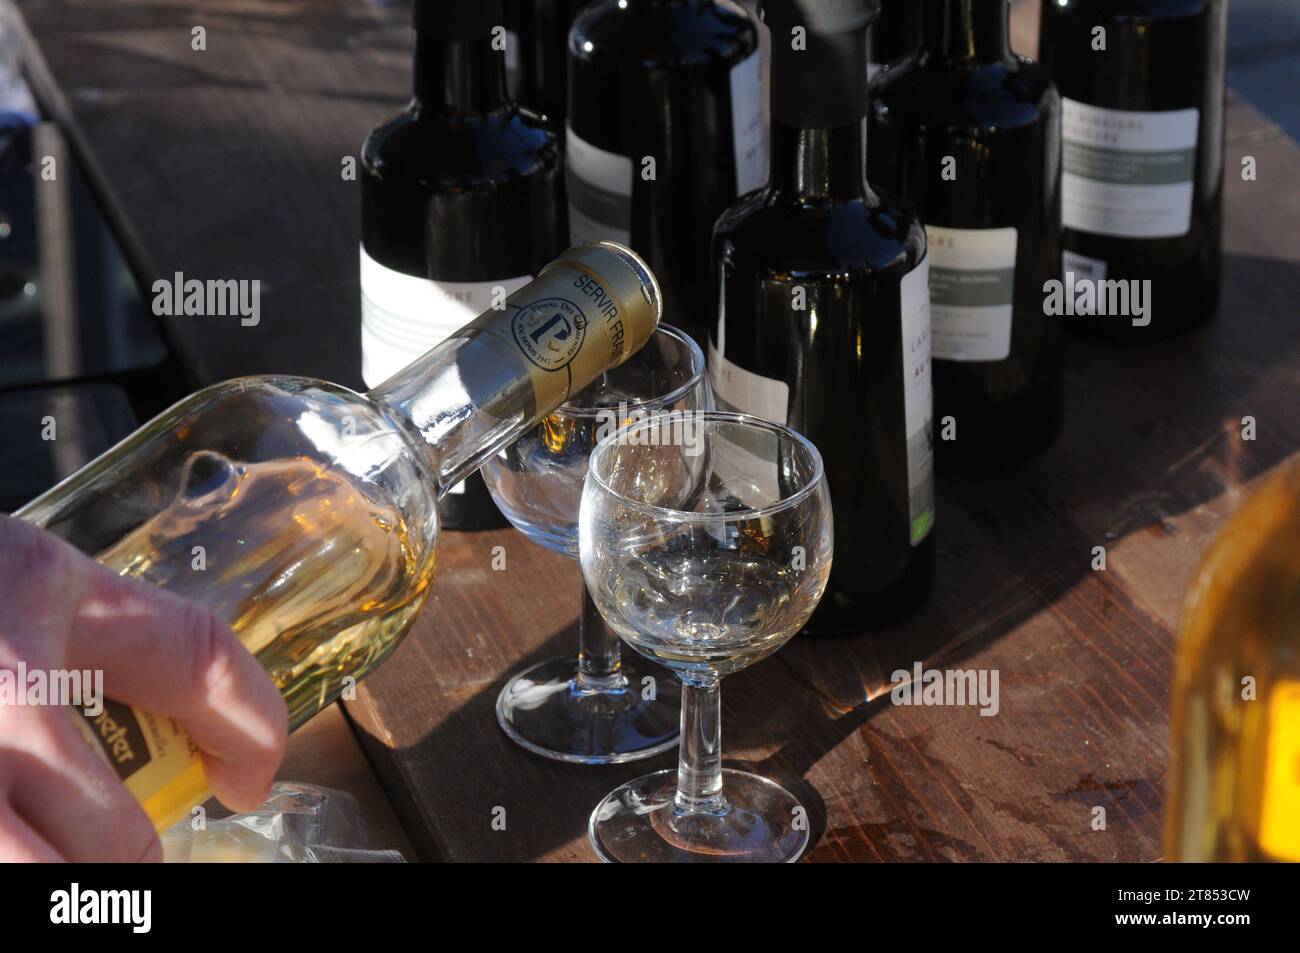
[1166,460,1300,861]
[95,453,434,727]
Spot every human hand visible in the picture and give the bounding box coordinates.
[0,515,287,861]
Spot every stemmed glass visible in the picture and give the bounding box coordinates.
[480,325,710,763]
[580,411,833,862]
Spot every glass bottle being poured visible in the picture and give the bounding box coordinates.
[15,242,661,831]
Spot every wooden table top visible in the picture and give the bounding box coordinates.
[18,0,1300,862]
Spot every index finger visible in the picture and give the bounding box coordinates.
[11,521,292,813]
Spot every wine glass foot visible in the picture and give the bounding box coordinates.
[496,656,680,764]
[588,768,811,863]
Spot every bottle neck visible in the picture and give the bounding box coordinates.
[412,32,509,114]
[767,16,871,201]
[368,332,532,499]
[919,0,1012,66]
[365,245,661,499]
[769,120,868,201]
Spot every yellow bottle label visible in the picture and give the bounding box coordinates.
[71,702,211,833]
[1254,681,1300,860]
[469,242,660,412]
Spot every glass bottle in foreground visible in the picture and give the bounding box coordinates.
[16,242,661,832]
[1166,460,1300,862]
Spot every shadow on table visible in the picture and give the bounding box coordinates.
[355,250,1299,862]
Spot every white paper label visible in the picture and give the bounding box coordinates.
[360,247,531,387]
[925,225,1018,362]
[706,342,788,502]
[730,51,767,195]
[1062,248,1109,301]
[566,125,634,247]
[707,341,788,424]
[901,258,935,546]
[1061,98,1199,239]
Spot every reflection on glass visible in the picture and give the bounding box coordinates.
[481,325,710,764]
[581,411,833,862]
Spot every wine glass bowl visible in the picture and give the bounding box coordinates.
[479,325,709,764]
[485,326,709,556]
[580,411,833,862]
[582,415,831,680]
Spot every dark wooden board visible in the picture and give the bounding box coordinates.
[17,0,1300,861]
[15,0,416,388]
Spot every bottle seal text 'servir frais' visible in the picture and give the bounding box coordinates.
[566,0,765,348]
[1037,0,1227,338]
[361,0,567,528]
[710,0,935,634]
[870,0,1064,467]
[18,243,661,832]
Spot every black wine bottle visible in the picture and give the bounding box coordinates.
[504,0,591,128]
[870,0,921,78]
[1038,0,1227,337]
[711,0,934,633]
[870,0,1063,467]
[360,0,565,530]
[567,0,765,347]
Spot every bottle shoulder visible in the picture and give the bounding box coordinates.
[571,0,757,70]
[1045,0,1216,22]
[714,189,926,278]
[870,56,1059,133]
[361,105,560,187]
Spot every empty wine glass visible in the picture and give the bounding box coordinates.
[480,325,709,763]
[580,411,833,862]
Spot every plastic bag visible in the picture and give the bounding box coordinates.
[161,781,405,863]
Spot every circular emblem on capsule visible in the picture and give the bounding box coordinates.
[512,298,587,371]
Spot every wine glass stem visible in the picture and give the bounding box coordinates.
[674,675,726,815]
[576,580,627,693]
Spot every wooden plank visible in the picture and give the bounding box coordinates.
[17,0,1300,862]
[15,0,412,388]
